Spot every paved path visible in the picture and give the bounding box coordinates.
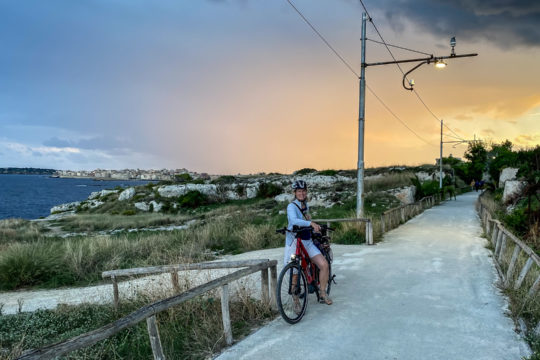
[217,193,530,360]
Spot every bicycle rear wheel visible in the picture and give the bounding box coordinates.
[277,262,308,324]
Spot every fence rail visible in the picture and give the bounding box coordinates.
[312,217,374,245]
[477,194,540,302]
[18,259,278,360]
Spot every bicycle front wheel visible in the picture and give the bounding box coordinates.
[277,262,308,324]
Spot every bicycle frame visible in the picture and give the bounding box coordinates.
[293,236,316,284]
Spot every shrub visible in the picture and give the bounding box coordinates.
[178,191,209,208]
[317,169,338,176]
[256,183,283,198]
[211,175,236,185]
[293,168,317,176]
[0,242,73,290]
[122,209,136,216]
[235,185,246,197]
[174,173,193,183]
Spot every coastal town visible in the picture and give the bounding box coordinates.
[53,168,208,181]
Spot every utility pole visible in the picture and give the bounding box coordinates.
[440,120,443,189]
[356,12,367,218]
[354,25,477,218]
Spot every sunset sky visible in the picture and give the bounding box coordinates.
[0,0,538,174]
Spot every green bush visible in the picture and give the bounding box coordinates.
[317,169,338,176]
[178,191,209,208]
[0,243,73,290]
[174,173,193,183]
[211,175,236,185]
[122,209,136,216]
[256,183,283,198]
[293,168,317,176]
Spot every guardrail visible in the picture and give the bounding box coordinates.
[18,259,278,360]
[477,194,540,301]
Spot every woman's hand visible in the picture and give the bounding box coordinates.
[311,221,321,233]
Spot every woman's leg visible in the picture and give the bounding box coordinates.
[310,254,332,304]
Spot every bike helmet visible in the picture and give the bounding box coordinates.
[292,179,307,190]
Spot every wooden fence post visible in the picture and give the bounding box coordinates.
[494,228,504,256]
[505,246,522,287]
[514,257,534,290]
[261,268,269,304]
[270,265,277,310]
[170,271,180,293]
[527,274,540,300]
[366,221,373,245]
[146,316,166,360]
[111,275,119,311]
[491,223,499,246]
[400,208,405,223]
[380,214,385,233]
[221,284,233,345]
[497,234,507,263]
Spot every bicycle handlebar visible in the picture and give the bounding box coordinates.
[275,224,335,235]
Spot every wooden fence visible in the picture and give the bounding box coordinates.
[18,259,277,360]
[313,217,374,245]
[477,194,540,304]
[379,186,471,235]
[379,194,441,234]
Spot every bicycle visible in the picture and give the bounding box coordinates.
[275,225,335,324]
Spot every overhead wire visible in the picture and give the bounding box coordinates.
[358,0,466,141]
[366,38,432,56]
[285,0,435,147]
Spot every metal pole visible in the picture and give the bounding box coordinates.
[439,119,443,189]
[356,12,367,218]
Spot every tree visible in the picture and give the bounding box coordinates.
[487,140,517,185]
[464,141,488,181]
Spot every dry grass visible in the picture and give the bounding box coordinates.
[54,213,190,232]
[0,219,44,248]
[0,280,275,360]
[365,172,415,192]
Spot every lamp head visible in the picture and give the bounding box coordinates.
[450,36,456,47]
[435,59,447,68]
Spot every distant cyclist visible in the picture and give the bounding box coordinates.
[284,180,332,305]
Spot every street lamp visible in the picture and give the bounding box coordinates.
[355,13,478,218]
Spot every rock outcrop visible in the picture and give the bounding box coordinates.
[88,189,119,200]
[499,168,519,188]
[387,186,416,205]
[51,202,80,214]
[502,180,527,204]
[158,184,218,198]
[118,187,135,201]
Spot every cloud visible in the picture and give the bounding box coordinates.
[43,136,133,153]
[514,133,540,146]
[382,0,540,48]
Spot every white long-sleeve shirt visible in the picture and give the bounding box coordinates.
[285,199,311,246]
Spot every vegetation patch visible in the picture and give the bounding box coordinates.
[0,291,274,359]
[256,183,283,199]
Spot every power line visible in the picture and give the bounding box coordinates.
[366,38,432,56]
[285,0,359,77]
[367,84,437,147]
[285,0,434,147]
[358,0,465,141]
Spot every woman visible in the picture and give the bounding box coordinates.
[284,179,332,305]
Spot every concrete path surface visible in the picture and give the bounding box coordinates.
[217,192,530,360]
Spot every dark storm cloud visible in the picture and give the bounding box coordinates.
[382,0,540,48]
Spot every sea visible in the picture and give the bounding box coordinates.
[0,174,153,220]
